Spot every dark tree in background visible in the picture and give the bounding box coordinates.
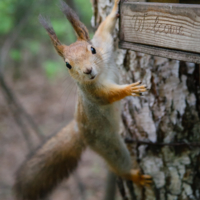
[92,0,200,199]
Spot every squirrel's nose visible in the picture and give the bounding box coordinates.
[84,68,92,75]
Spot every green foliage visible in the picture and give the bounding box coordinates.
[43,60,61,79]
[0,16,13,34]
[74,0,93,27]
[10,49,21,61]
[0,0,14,34]
[23,40,41,55]
[29,41,40,55]
[51,19,76,44]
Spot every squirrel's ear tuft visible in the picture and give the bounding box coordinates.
[59,0,90,42]
[39,14,65,57]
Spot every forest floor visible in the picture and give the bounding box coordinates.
[0,68,116,200]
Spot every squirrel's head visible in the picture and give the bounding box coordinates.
[39,1,102,83]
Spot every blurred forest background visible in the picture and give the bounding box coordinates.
[0,0,111,200]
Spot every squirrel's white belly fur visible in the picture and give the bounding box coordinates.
[78,99,132,175]
[76,61,132,175]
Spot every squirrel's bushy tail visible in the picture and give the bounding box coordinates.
[14,120,85,200]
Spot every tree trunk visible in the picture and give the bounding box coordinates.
[92,0,200,199]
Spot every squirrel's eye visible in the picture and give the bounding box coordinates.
[91,47,96,54]
[66,62,72,69]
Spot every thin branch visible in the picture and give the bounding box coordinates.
[124,138,200,147]
[0,73,44,142]
[125,180,136,200]
[10,104,34,150]
[0,74,34,149]
[117,177,129,200]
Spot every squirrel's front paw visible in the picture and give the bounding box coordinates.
[130,169,152,186]
[127,81,147,97]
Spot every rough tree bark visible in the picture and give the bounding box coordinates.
[92,0,200,199]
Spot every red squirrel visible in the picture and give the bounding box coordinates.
[14,1,151,199]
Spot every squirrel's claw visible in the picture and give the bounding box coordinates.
[139,174,152,186]
[128,81,148,97]
[129,169,152,186]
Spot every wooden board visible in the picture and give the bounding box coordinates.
[119,41,200,63]
[119,1,200,63]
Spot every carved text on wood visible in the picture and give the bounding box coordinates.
[120,2,200,53]
[133,14,184,36]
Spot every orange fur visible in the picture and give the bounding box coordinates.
[93,84,129,104]
[104,83,147,104]
[82,81,147,105]
[123,170,152,186]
